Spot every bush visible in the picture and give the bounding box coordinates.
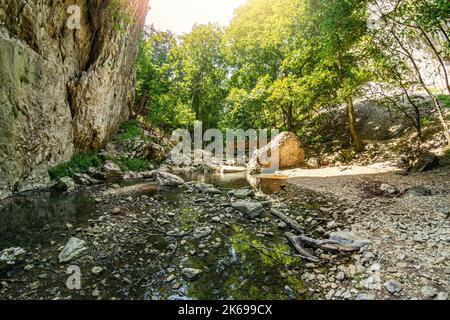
[119,158,149,172]
[438,94,450,109]
[115,120,142,141]
[49,153,101,179]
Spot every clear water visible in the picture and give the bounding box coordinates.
[0,173,311,300]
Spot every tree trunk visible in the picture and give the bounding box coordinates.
[347,98,363,152]
[391,31,450,147]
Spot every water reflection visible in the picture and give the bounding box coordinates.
[0,191,97,248]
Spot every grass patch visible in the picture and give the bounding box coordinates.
[49,152,101,179]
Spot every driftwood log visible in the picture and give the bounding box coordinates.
[271,208,363,262]
[270,209,304,234]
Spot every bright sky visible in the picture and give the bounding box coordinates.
[146,0,247,35]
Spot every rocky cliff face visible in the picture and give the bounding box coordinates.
[0,0,149,199]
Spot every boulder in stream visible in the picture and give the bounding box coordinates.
[232,200,264,219]
[248,132,305,174]
[153,171,185,186]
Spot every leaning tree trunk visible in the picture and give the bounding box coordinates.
[347,98,364,152]
[391,32,450,147]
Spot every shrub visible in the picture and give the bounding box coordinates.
[115,120,142,141]
[119,158,149,172]
[49,153,101,179]
[438,94,450,109]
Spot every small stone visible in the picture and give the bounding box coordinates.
[182,268,203,281]
[91,267,104,275]
[421,286,436,299]
[111,207,122,215]
[336,271,345,281]
[356,293,376,300]
[436,292,448,301]
[172,282,182,290]
[325,289,335,300]
[165,274,176,283]
[326,221,337,229]
[92,289,100,297]
[277,222,288,229]
[211,216,221,223]
[384,279,402,294]
[24,264,34,271]
[347,265,356,278]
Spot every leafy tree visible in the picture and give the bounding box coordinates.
[174,23,228,129]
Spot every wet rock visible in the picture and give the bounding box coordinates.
[153,171,185,186]
[185,182,221,194]
[232,200,264,219]
[59,238,88,263]
[228,189,255,199]
[55,177,77,192]
[412,152,439,172]
[248,132,305,174]
[182,268,203,281]
[384,279,402,294]
[0,247,26,271]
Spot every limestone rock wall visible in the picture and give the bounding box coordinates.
[0,0,149,199]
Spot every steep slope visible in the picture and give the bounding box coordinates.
[0,0,149,198]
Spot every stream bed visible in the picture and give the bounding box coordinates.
[0,172,337,300]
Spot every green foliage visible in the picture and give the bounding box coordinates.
[135,0,447,147]
[115,120,142,141]
[118,158,149,172]
[108,0,136,34]
[49,153,101,179]
[438,94,450,108]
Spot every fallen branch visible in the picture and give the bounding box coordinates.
[285,233,319,262]
[293,234,362,253]
[270,209,304,234]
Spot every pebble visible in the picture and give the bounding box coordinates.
[383,279,402,294]
[92,267,104,275]
[182,268,203,281]
[421,286,436,299]
[356,293,376,300]
[165,274,176,283]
